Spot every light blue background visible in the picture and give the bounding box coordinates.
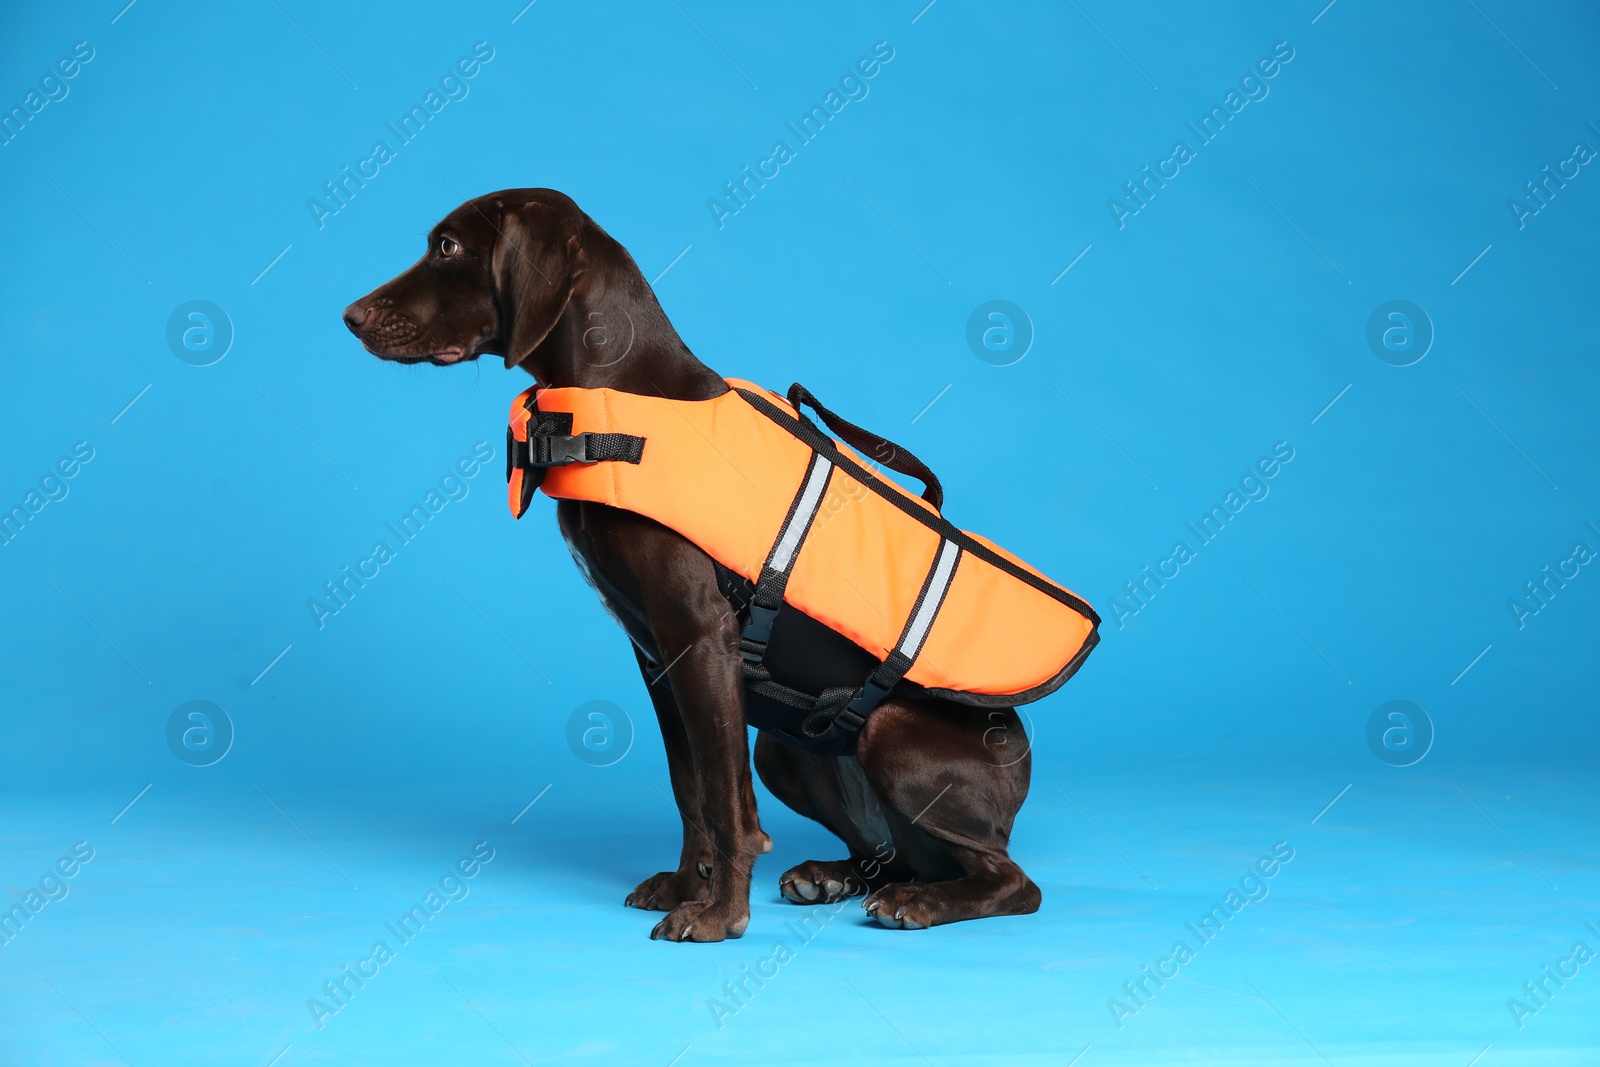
[2,1,1596,1064]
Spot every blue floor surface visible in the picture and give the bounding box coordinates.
[4,767,1595,1066]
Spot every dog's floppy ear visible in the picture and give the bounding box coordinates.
[493,198,585,371]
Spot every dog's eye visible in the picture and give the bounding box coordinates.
[439,237,460,258]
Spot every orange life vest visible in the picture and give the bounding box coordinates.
[507,379,1098,753]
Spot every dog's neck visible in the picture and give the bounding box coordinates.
[514,236,727,402]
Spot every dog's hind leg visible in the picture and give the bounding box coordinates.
[854,699,1042,929]
[754,732,914,904]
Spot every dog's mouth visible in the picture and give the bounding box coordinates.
[378,345,469,366]
[348,298,495,368]
[358,320,472,365]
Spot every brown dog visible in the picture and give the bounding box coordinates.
[344,189,1042,941]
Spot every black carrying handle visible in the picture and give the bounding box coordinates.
[787,383,944,511]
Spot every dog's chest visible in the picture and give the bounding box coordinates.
[555,500,670,667]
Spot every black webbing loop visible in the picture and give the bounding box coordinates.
[801,686,862,741]
[786,383,944,511]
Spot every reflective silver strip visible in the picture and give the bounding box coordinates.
[900,540,960,659]
[770,457,833,572]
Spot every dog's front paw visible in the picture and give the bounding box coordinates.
[649,898,750,942]
[862,884,934,930]
[625,868,707,911]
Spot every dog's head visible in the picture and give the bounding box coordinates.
[343,189,587,371]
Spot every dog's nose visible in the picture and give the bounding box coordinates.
[342,301,370,333]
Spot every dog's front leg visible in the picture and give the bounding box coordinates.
[645,607,756,942]
[578,507,759,941]
[623,642,714,911]
[636,554,758,942]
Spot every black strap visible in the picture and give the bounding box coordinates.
[740,452,834,653]
[508,400,645,474]
[831,539,961,729]
[786,383,943,511]
[509,431,644,470]
[737,451,853,739]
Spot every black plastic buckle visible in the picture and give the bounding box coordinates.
[739,599,778,668]
[509,433,579,471]
[833,706,868,734]
[738,639,766,668]
[843,669,895,722]
[742,601,779,648]
[531,434,592,466]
